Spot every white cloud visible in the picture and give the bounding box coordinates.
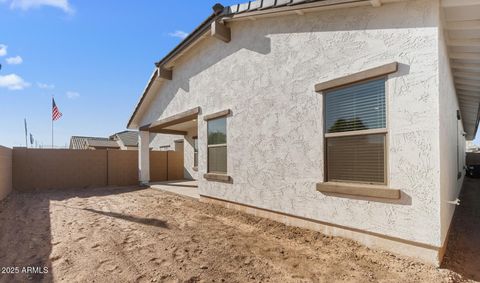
[66,91,79,99]
[37,82,55,89]
[0,74,30,90]
[0,44,7,57]
[6,55,23,65]
[168,30,188,39]
[5,0,74,14]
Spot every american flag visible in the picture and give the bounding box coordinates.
[52,98,63,121]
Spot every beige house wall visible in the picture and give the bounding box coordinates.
[438,8,466,253]
[0,146,12,201]
[135,0,446,263]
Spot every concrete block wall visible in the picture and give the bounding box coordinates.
[0,146,12,201]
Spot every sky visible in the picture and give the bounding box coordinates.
[1,0,479,148]
[0,0,238,148]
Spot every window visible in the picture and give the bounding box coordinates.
[207,117,227,174]
[193,137,198,168]
[324,77,387,184]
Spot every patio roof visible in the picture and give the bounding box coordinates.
[442,0,480,140]
[139,107,200,135]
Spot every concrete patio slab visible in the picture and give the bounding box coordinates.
[149,180,199,199]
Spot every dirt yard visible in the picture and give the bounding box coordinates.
[0,181,478,282]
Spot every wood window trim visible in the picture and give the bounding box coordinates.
[204,173,232,183]
[315,62,398,92]
[316,182,400,199]
[204,109,231,121]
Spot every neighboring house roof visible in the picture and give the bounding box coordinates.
[111,131,139,147]
[70,136,119,150]
[86,139,120,149]
[70,136,89,150]
[127,0,354,129]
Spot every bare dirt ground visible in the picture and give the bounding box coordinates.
[0,180,478,283]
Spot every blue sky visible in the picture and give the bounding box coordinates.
[0,0,238,147]
[0,0,479,148]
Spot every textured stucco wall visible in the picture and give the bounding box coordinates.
[184,127,198,180]
[438,11,465,246]
[0,146,12,201]
[139,0,443,246]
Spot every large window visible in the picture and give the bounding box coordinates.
[207,117,227,174]
[324,77,387,184]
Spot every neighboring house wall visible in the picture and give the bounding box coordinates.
[438,12,466,250]
[139,0,442,255]
[150,133,180,150]
[0,146,12,201]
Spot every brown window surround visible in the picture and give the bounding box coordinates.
[316,63,402,199]
[204,110,231,182]
[203,109,232,121]
[314,62,398,92]
[204,173,232,183]
[316,182,401,199]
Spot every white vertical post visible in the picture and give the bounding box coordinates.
[139,131,150,185]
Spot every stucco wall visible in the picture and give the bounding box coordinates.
[139,0,443,246]
[0,146,12,201]
[184,127,198,180]
[438,11,465,246]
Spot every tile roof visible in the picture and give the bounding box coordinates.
[225,0,322,15]
[112,131,139,147]
[70,136,120,150]
[86,139,120,148]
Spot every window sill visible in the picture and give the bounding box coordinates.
[316,182,400,199]
[204,173,232,183]
[192,166,198,171]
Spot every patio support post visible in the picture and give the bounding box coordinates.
[139,130,150,185]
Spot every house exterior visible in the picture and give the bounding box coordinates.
[127,0,480,265]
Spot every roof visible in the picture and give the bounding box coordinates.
[111,131,139,147]
[86,139,120,149]
[70,136,120,150]
[127,0,343,129]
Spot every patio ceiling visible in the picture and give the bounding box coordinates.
[140,107,200,135]
[442,0,480,140]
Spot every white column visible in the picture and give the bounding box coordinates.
[138,130,150,185]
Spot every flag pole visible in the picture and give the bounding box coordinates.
[51,96,54,148]
[24,118,28,148]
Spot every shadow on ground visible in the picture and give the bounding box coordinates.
[82,208,169,229]
[442,177,480,281]
[0,186,146,283]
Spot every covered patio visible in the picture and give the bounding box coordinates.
[138,107,200,185]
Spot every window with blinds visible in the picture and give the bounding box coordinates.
[207,117,227,174]
[193,137,198,168]
[324,77,387,184]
